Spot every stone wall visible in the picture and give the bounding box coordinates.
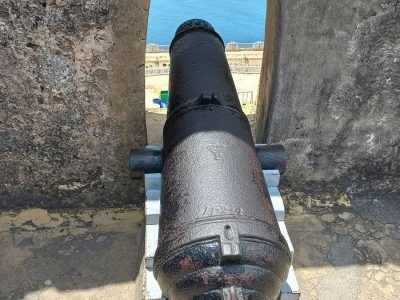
[0,0,149,209]
[2,0,398,209]
[256,0,400,183]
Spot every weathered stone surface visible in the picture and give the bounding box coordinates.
[257,0,400,183]
[0,208,145,299]
[328,234,358,265]
[284,191,400,300]
[348,176,400,224]
[0,0,149,209]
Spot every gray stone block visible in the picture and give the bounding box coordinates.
[0,0,149,208]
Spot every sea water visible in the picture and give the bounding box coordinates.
[147,0,267,45]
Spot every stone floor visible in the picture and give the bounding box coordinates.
[0,186,399,299]
[0,208,145,300]
[283,187,400,300]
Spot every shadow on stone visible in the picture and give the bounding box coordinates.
[0,208,145,299]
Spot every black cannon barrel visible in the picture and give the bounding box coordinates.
[153,19,291,299]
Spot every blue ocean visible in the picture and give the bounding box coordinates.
[147,0,267,45]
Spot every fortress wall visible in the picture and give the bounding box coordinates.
[0,0,149,209]
[257,0,400,183]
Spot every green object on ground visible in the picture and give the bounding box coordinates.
[160,90,169,100]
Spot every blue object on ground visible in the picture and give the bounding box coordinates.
[153,98,168,108]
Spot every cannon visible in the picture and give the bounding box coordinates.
[131,19,291,299]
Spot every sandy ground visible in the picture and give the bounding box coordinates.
[146,105,257,147]
[145,73,260,108]
[145,73,260,146]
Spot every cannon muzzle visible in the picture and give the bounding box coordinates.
[134,19,291,299]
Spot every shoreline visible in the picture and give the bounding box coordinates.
[146,41,264,53]
[145,49,264,70]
